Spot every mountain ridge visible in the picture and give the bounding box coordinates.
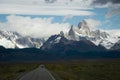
[0,20,120,50]
[62,20,120,49]
[0,30,45,48]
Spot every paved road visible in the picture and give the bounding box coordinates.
[19,65,56,80]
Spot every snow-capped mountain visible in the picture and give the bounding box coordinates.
[111,40,120,50]
[68,20,90,41]
[41,33,106,52]
[0,30,45,48]
[0,20,119,49]
[42,20,119,50]
[65,20,119,49]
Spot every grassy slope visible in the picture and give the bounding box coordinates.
[0,60,120,80]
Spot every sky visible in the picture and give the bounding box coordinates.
[0,0,120,38]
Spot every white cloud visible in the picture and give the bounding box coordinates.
[0,15,70,38]
[84,18,101,29]
[62,14,73,22]
[0,0,94,16]
[105,4,120,18]
[106,29,120,37]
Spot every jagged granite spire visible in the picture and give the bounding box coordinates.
[68,25,79,41]
[78,20,90,36]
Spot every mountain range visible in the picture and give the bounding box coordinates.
[0,20,120,61]
[41,20,120,51]
[0,20,120,51]
[0,30,45,48]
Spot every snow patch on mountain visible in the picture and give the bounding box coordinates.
[0,19,119,50]
[0,38,15,48]
[0,30,45,48]
[63,20,120,49]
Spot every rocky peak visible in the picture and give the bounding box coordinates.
[91,30,110,40]
[100,32,110,39]
[68,25,80,41]
[78,20,90,36]
[60,31,64,37]
[111,40,120,50]
[0,30,21,39]
[68,25,75,35]
[78,20,90,29]
[0,30,45,48]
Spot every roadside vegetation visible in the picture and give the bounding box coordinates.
[0,60,120,80]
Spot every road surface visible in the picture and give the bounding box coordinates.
[18,65,56,80]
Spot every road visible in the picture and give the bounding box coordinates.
[18,65,56,80]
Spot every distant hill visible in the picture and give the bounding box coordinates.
[0,47,120,62]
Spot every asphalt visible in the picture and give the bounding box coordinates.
[18,65,56,80]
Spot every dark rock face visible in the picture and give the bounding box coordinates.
[111,40,120,50]
[41,34,106,52]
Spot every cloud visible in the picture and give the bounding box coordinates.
[0,15,70,38]
[0,0,94,16]
[92,0,120,5]
[106,29,120,37]
[1,0,119,18]
[92,0,109,5]
[62,14,73,22]
[84,18,101,30]
[92,0,120,17]
[105,4,120,18]
[44,0,57,3]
